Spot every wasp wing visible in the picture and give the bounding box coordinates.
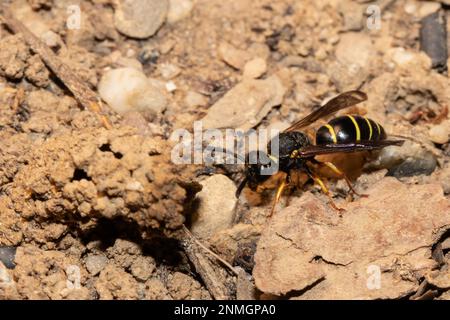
[284,90,368,132]
[298,140,404,158]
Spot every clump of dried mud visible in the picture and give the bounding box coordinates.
[0,0,449,300]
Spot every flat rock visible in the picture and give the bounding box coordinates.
[425,269,450,289]
[338,0,364,31]
[253,178,450,298]
[114,0,169,39]
[191,175,237,239]
[85,254,108,276]
[328,33,375,91]
[218,42,250,70]
[243,58,267,79]
[200,75,286,130]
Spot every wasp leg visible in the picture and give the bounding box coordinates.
[306,170,345,214]
[315,160,368,198]
[284,185,295,207]
[269,176,289,217]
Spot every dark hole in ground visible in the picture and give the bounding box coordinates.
[31,191,49,201]
[99,143,123,159]
[72,168,91,181]
[74,217,184,268]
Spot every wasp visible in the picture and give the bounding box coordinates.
[235,90,404,215]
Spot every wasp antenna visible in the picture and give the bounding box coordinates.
[235,177,248,198]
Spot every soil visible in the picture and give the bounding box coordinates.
[0,0,449,300]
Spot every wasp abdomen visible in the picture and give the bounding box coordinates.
[316,115,386,145]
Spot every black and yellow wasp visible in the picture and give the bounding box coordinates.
[235,90,404,215]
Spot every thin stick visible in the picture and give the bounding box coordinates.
[182,227,233,300]
[182,225,238,276]
[0,5,112,129]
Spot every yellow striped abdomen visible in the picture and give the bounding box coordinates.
[316,115,386,145]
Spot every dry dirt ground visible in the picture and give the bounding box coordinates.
[0,0,449,300]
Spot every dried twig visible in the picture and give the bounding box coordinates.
[414,289,439,300]
[409,280,428,300]
[182,225,238,276]
[11,87,25,112]
[0,4,112,129]
[181,225,236,300]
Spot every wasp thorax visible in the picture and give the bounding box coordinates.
[267,132,311,159]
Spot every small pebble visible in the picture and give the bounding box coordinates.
[391,48,415,65]
[167,0,194,23]
[369,140,438,178]
[191,175,237,239]
[114,0,169,39]
[126,180,144,191]
[165,81,177,92]
[429,123,450,144]
[121,111,152,136]
[159,63,181,79]
[130,256,155,281]
[40,30,62,48]
[116,57,144,71]
[338,1,363,31]
[404,2,417,15]
[418,1,441,18]
[243,58,267,79]
[0,246,16,269]
[98,67,167,114]
[185,91,208,107]
[420,10,448,72]
[387,154,437,177]
[218,42,250,70]
[85,254,108,276]
[389,48,432,70]
[0,262,13,286]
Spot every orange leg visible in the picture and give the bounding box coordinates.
[316,161,368,198]
[306,171,345,214]
[269,178,288,217]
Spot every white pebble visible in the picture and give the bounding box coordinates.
[126,181,144,191]
[165,81,177,92]
[429,123,449,144]
[98,68,167,114]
